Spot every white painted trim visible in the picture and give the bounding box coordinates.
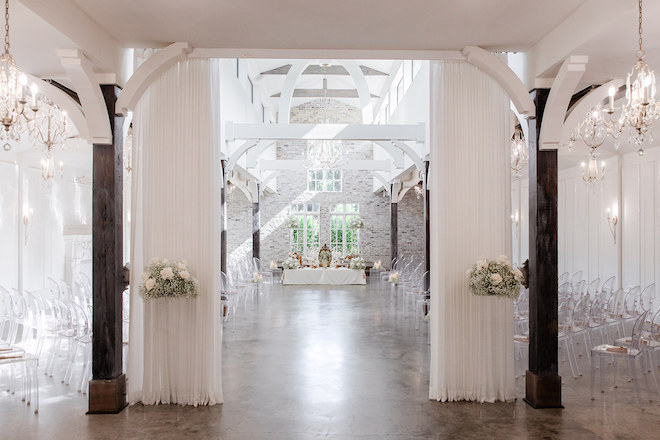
[189,48,466,61]
[461,46,536,118]
[277,61,311,124]
[540,56,588,150]
[115,42,192,116]
[372,172,391,193]
[228,123,424,141]
[246,141,276,168]
[60,50,112,144]
[561,79,625,146]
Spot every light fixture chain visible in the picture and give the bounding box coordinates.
[638,0,644,57]
[4,0,9,54]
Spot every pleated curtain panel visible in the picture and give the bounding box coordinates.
[127,59,223,406]
[429,61,515,403]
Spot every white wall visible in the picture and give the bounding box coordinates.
[0,151,92,293]
[557,156,620,286]
[620,146,660,295]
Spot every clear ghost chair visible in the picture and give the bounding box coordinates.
[622,286,642,330]
[558,272,570,286]
[591,310,656,403]
[639,284,655,313]
[600,276,616,300]
[252,257,273,284]
[571,270,584,291]
[586,278,601,301]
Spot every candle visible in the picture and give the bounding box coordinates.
[608,85,615,112]
[30,84,38,107]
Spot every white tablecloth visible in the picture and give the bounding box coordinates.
[282,268,366,285]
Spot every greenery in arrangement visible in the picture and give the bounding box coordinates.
[139,258,198,300]
[285,215,300,229]
[283,257,300,269]
[347,217,364,229]
[466,255,522,299]
[349,257,366,270]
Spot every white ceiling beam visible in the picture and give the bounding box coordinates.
[259,159,391,171]
[60,50,112,144]
[540,56,588,150]
[343,60,373,124]
[391,140,424,172]
[277,61,311,124]
[189,48,465,61]
[374,141,404,169]
[462,46,536,118]
[21,0,124,80]
[227,122,425,142]
[116,42,192,116]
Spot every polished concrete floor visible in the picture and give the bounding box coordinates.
[3,281,660,439]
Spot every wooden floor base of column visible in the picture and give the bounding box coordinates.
[523,370,563,409]
[88,373,128,414]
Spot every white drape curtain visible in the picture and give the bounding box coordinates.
[127,59,223,406]
[429,61,514,403]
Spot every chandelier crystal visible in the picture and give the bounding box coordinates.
[510,125,528,179]
[28,99,73,183]
[0,0,40,150]
[581,152,605,185]
[618,1,659,155]
[303,139,347,169]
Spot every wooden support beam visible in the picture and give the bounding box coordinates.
[252,184,260,260]
[221,160,228,275]
[525,88,562,409]
[89,85,127,414]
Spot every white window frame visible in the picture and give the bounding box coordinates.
[330,203,360,257]
[289,203,320,254]
[307,169,342,192]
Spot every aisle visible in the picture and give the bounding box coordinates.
[221,283,430,436]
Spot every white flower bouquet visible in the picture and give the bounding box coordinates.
[139,258,198,300]
[466,255,522,299]
[349,257,366,270]
[347,217,364,229]
[389,272,399,283]
[252,272,263,283]
[283,257,300,269]
[285,215,299,229]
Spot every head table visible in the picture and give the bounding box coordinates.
[282,268,366,285]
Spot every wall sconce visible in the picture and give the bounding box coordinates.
[606,206,618,244]
[511,212,519,239]
[23,208,34,245]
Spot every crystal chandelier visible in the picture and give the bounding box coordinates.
[568,101,621,151]
[581,152,605,184]
[302,64,347,170]
[0,0,40,151]
[303,139,347,169]
[510,125,528,179]
[29,99,73,182]
[617,0,659,156]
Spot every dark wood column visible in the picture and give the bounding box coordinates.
[89,85,127,414]
[252,184,260,260]
[390,185,398,267]
[423,161,430,278]
[220,160,227,275]
[525,88,562,409]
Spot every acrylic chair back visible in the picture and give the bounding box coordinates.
[630,310,651,351]
[639,283,655,313]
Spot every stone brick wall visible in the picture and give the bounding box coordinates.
[398,187,425,264]
[225,98,425,269]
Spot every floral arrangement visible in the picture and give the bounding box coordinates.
[283,257,300,269]
[466,255,522,299]
[252,272,263,283]
[318,244,333,268]
[347,217,364,229]
[139,258,198,300]
[269,260,278,270]
[389,272,399,283]
[373,260,383,270]
[285,215,299,229]
[349,257,366,270]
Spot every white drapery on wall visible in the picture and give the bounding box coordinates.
[127,59,223,406]
[429,61,514,403]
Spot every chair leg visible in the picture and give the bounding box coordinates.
[628,358,642,406]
